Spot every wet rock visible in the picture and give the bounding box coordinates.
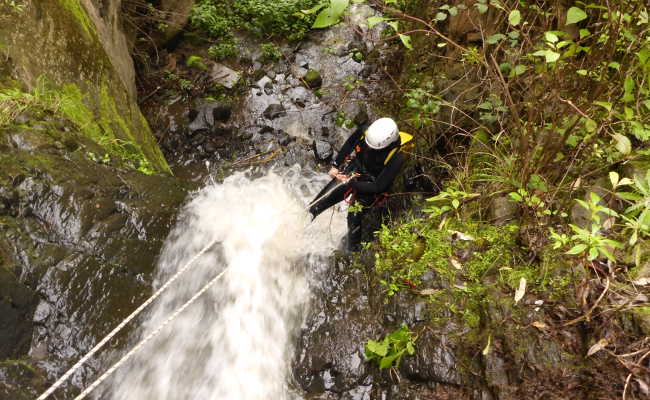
[313,140,333,161]
[210,63,241,89]
[303,69,323,89]
[490,196,519,225]
[188,102,233,134]
[0,361,46,400]
[0,267,38,358]
[263,104,286,120]
[401,329,462,385]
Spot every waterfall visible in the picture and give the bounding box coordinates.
[108,167,346,399]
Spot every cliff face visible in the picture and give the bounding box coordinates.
[0,0,169,173]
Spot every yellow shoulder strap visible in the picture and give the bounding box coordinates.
[384,132,413,165]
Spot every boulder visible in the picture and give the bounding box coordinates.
[210,64,241,89]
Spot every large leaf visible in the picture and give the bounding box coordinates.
[367,16,388,28]
[365,339,388,357]
[329,0,349,13]
[566,7,588,25]
[566,244,588,255]
[509,9,521,26]
[399,34,413,50]
[614,133,632,155]
[379,350,403,369]
[312,0,349,28]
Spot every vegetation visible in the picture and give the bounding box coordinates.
[365,324,417,370]
[0,79,155,175]
[351,0,650,394]
[190,0,321,41]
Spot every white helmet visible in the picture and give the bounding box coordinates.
[365,118,399,150]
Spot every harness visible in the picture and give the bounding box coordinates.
[345,131,414,208]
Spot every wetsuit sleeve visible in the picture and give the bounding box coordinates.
[350,152,406,194]
[332,124,367,168]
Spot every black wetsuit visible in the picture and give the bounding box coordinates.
[309,124,407,250]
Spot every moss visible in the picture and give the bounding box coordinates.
[58,0,95,40]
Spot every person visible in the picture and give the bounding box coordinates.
[309,117,412,251]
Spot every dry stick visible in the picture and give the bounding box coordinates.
[623,348,650,400]
[562,278,610,327]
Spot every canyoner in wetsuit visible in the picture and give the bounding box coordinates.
[309,117,413,251]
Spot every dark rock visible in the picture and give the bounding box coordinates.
[490,196,519,225]
[277,130,294,146]
[267,70,276,80]
[313,139,333,161]
[303,69,323,89]
[0,360,46,400]
[0,268,38,358]
[188,102,232,134]
[264,81,274,95]
[263,104,286,120]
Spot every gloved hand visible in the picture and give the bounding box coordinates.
[328,167,339,178]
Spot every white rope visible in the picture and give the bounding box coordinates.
[72,266,230,400]
[35,238,220,400]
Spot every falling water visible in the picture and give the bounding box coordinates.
[108,166,346,400]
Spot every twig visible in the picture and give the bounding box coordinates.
[562,278,610,327]
[558,97,591,120]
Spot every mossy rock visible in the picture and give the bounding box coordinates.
[303,69,323,89]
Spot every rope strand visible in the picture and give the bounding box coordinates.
[35,238,220,400]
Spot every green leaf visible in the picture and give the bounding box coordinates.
[365,339,389,357]
[567,244,588,255]
[509,9,521,26]
[301,3,327,14]
[448,6,458,16]
[379,351,402,369]
[545,31,559,43]
[513,64,527,76]
[508,31,520,39]
[330,0,349,14]
[588,247,599,261]
[486,33,506,44]
[594,101,612,112]
[387,21,399,32]
[638,47,650,67]
[399,34,413,49]
[579,29,591,39]
[475,3,488,14]
[623,77,635,103]
[609,171,619,188]
[509,192,523,202]
[614,133,632,155]
[566,7,588,25]
[435,12,447,21]
[545,50,561,63]
[312,0,349,28]
[367,16,388,28]
[451,199,460,209]
[608,61,621,70]
[584,118,597,132]
[577,69,588,76]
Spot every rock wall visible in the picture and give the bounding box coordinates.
[0,0,169,173]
